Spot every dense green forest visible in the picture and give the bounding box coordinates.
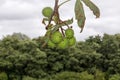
[0,33,120,80]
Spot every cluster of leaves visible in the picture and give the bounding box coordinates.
[0,33,120,80]
[0,33,47,80]
[41,0,100,48]
[75,0,100,32]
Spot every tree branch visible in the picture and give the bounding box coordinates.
[46,0,59,29]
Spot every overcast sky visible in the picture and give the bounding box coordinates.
[0,0,120,41]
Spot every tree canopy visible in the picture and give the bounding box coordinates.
[0,33,120,80]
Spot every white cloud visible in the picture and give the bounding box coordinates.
[0,0,40,20]
[0,19,46,38]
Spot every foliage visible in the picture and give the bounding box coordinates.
[52,71,94,80]
[41,0,100,48]
[0,72,8,80]
[0,33,120,80]
[109,74,120,80]
[22,76,37,80]
[0,34,47,79]
[94,69,105,80]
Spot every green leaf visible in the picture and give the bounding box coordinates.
[82,0,100,18]
[75,0,86,32]
[60,18,73,26]
[52,25,61,33]
[52,18,73,33]
[77,17,86,32]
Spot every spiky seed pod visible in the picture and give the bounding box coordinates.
[42,7,53,18]
[51,31,62,44]
[57,38,69,49]
[68,37,76,46]
[65,28,74,39]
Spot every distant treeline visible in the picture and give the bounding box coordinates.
[0,33,120,80]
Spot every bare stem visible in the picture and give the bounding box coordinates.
[46,0,59,29]
[60,27,65,37]
[58,0,71,8]
[54,0,59,12]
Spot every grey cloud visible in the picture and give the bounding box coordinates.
[81,0,120,38]
[0,19,46,38]
[0,0,6,6]
[0,0,41,20]
[0,0,59,20]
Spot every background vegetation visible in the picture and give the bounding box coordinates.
[0,33,120,80]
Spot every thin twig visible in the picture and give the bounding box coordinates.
[60,20,70,28]
[60,27,65,37]
[58,0,71,8]
[46,0,59,29]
